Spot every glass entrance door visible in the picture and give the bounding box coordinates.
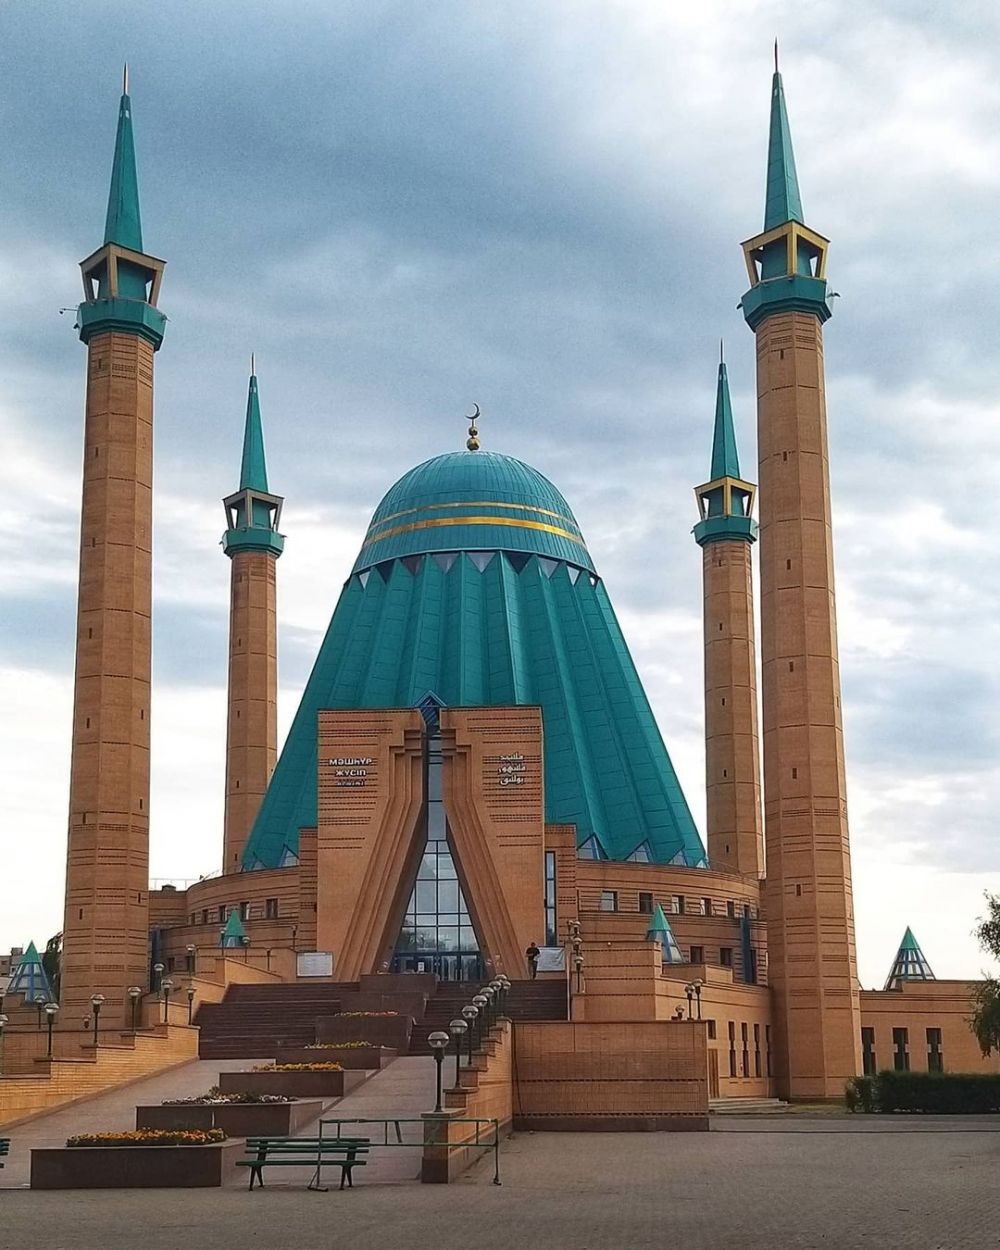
[390,727,483,982]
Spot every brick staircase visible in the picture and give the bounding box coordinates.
[195,983,355,1058]
[196,977,567,1060]
[406,979,567,1054]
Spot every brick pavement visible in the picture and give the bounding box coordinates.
[2,1120,999,1249]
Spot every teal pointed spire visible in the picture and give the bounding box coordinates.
[104,66,143,252]
[884,926,935,990]
[709,352,741,481]
[6,941,55,1003]
[694,348,757,547]
[763,46,804,231]
[645,904,683,963]
[220,910,249,948]
[240,366,269,492]
[222,361,285,560]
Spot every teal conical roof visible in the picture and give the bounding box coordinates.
[240,373,269,493]
[764,67,804,232]
[104,81,143,252]
[884,926,935,990]
[645,904,683,963]
[6,941,55,1003]
[709,359,741,483]
[220,911,249,948]
[243,449,705,871]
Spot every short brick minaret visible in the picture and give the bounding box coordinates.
[221,365,284,872]
[740,55,861,1097]
[62,72,166,1025]
[693,351,763,880]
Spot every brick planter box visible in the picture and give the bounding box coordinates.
[135,1099,322,1136]
[315,1014,412,1051]
[31,1141,243,1189]
[273,1046,396,1070]
[217,1069,367,1099]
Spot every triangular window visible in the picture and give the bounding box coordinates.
[402,555,424,576]
[627,841,653,863]
[415,690,446,728]
[566,566,581,585]
[538,557,559,579]
[467,551,495,573]
[375,560,395,584]
[506,552,531,573]
[578,835,606,861]
[358,570,371,589]
[432,552,458,573]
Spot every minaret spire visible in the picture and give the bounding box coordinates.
[104,67,143,253]
[708,350,742,483]
[764,54,803,232]
[222,365,284,871]
[239,365,269,493]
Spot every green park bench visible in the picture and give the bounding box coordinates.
[0,1139,9,1170]
[238,1135,370,1192]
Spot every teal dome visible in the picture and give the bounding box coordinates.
[353,451,595,574]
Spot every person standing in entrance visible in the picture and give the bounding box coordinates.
[526,941,540,980]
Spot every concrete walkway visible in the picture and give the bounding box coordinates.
[0,1056,271,1188]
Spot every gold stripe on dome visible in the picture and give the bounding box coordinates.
[370,499,579,530]
[360,514,590,551]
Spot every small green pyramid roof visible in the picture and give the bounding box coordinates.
[104,75,143,252]
[239,372,269,493]
[709,357,741,481]
[645,904,683,963]
[220,910,248,948]
[884,926,935,990]
[6,940,55,1002]
[764,63,804,231]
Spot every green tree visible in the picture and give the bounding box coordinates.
[971,895,1000,1056]
[41,931,62,999]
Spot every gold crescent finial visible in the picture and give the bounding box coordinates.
[466,403,481,452]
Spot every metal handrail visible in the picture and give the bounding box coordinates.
[318,1115,502,1185]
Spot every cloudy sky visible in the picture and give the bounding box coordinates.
[2,0,999,987]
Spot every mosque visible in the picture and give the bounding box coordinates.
[7,61,995,1113]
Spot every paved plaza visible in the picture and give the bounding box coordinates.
[3,1119,999,1250]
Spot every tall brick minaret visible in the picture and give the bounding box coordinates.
[221,364,284,872]
[62,70,166,1025]
[740,54,861,1097]
[693,350,763,880]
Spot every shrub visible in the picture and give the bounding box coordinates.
[162,1091,291,1105]
[304,1041,375,1050]
[251,1062,344,1072]
[335,1011,399,1018]
[67,1129,226,1148]
[874,1070,1000,1114]
[844,1076,875,1113]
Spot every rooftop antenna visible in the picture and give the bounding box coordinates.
[466,403,481,452]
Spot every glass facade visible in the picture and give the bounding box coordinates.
[392,730,483,981]
[544,851,557,945]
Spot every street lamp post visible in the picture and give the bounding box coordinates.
[428,1031,449,1113]
[684,983,694,1020]
[449,1018,468,1087]
[185,944,196,976]
[0,1013,8,1075]
[90,994,105,1046]
[186,985,195,1025]
[472,994,488,1043]
[34,993,47,1031]
[479,986,495,1030]
[692,979,703,1021]
[128,986,142,1033]
[574,954,584,993]
[461,1004,478,1065]
[44,1003,59,1059]
[161,979,174,1024]
[152,962,164,993]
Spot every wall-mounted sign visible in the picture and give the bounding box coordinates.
[327,756,374,788]
[498,752,526,786]
[297,951,334,977]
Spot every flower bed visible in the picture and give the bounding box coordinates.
[316,1011,413,1051]
[137,1098,324,1137]
[68,1130,224,1148]
[275,1044,397,1069]
[163,1089,291,1105]
[218,1066,365,1099]
[306,1041,372,1049]
[253,1062,343,1072]
[335,1010,400,1018]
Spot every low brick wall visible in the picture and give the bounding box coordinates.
[31,1141,243,1189]
[422,1021,512,1184]
[217,1069,366,1099]
[511,1020,708,1131]
[136,1099,322,1136]
[315,1015,412,1051]
[273,1046,396,1070]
